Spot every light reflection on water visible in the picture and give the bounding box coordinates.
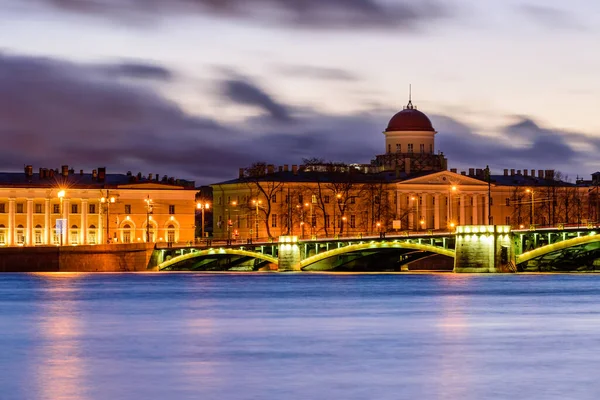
[1,273,600,399]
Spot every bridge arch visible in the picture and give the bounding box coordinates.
[299,241,455,270]
[517,234,600,265]
[158,248,278,271]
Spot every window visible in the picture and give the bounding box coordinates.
[324,195,330,204]
[0,224,5,245]
[350,215,356,228]
[16,225,24,244]
[505,216,511,225]
[505,198,511,206]
[298,195,303,204]
[407,144,414,153]
[272,194,277,203]
[122,224,132,243]
[429,144,433,153]
[71,204,78,214]
[53,204,60,214]
[350,197,355,204]
[89,225,97,245]
[169,205,175,215]
[125,204,131,214]
[70,225,79,244]
[0,204,5,213]
[89,204,96,214]
[420,144,425,153]
[396,144,401,153]
[167,224,176,243]
[271,214,277,228]
[34,225,42,245]
[388,144,391,153]
[35,204,43,214]
[16,203,24,213]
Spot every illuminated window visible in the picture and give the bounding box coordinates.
[407,144,414,153]
[0,224,5,245]
[122,224,132,243]
[125,204,131,214]
[167,224,176,243]
[70,225,79,244]
[16,225,24,244]
[53,204,60,214]
[88,225,97,244]
[34,225,42,245]
[169,205,175,215]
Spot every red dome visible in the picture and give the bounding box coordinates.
[386,105,434,132]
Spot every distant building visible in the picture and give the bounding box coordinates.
[0,166,196,246]
[211,99,595,240]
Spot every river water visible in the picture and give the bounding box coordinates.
[1,273,600,399]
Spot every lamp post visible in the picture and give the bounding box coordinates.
[144,195,153,242]
[334,193,341,237]
[252,199,261,240]
[304,202,314,238]
[526,188,535,226]
[448,185,457,230]
[227,201,237,241]
[376,221,381,238]
[196,202,210,243]
[57,190,65,246]
[100,193,116,244]
[411,196,419,231]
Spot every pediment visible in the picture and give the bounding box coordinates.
[399,171,489,186]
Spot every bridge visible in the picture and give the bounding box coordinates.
[153,225,600,273]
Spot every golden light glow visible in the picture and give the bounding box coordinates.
[57,190,65,198]
[451,186,457,191]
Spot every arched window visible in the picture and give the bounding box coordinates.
[88,225,97,245]
[123,224,132,243]
[167,224,176,243]
[70,225,79,245]
[52,224,60,245]
[0,224,6,245]
[34,224,43,245]
[16,225,25,245]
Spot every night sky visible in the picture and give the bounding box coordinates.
[1,0,599,185]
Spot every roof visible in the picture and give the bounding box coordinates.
[0,172,195,189]
[385,102,434,132]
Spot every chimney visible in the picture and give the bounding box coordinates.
[292,165,298,175]
[92,169,97,180]
[450,168,457,173]
[278,166,283,173]
[476,168,482,177]
[61,165,69,177]
[530,169,536,178]
[49,169,55,178]
[25,165,33,178]
[517,170,521,175]
[267,164,275,174]
[523,169,528,177]
[503,169,508,176]
[137,172,142,180]
[98,167,106,182]
[148,173,153,181]
[461,171,466,176]
[538,170,544,179]
[404,158,411,175]
[239,168,244,179]
[156,174,159,182]
[80,169,83,176]
[468,168,474,176]
[38,167,43,178]
[284,164,289,172]
[510,169,515,176]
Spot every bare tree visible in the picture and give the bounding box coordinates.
[242,162,284,239]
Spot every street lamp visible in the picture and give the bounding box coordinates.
[252,199,261,240]
[196,202,210,243]
[227,201,237,241]
[526,188,535,226]
[144,196,153,242]
[334,193,342,236]
[100,193,116,243]
[376,221,381,238]
[57,190,65,246]
[411,196,420,231]
[304,202,314,238]
[448,185,457,230]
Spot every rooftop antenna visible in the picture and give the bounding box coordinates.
[406,84,415,110]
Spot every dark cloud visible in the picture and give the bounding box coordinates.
[25,0,448,30]
[98,62,174,81]
[223,78,292,122]
[275,65,358,81]
[519,5,584,31]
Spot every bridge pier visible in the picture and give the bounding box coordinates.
[278,236,301,271]
[454,225,515,273]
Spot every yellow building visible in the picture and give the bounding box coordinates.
[0,166,197,246]
[211,100,596,240]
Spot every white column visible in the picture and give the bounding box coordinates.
[63,199,70,245]
[460,195,466,225]
[434,194,441,230]
[8,199,15,246]
[98,202,104,244]
[26,199,33,246]
[82,199,88,245]
[421,193,428,229]
[44,198,50,244]
[473,195,479,225]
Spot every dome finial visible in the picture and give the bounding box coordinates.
[406,84,414,110]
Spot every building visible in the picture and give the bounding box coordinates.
[0,166,197,246]
[211,99,595,240]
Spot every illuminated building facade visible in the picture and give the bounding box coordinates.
[0,166,196,246]
[212,100,596,240]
